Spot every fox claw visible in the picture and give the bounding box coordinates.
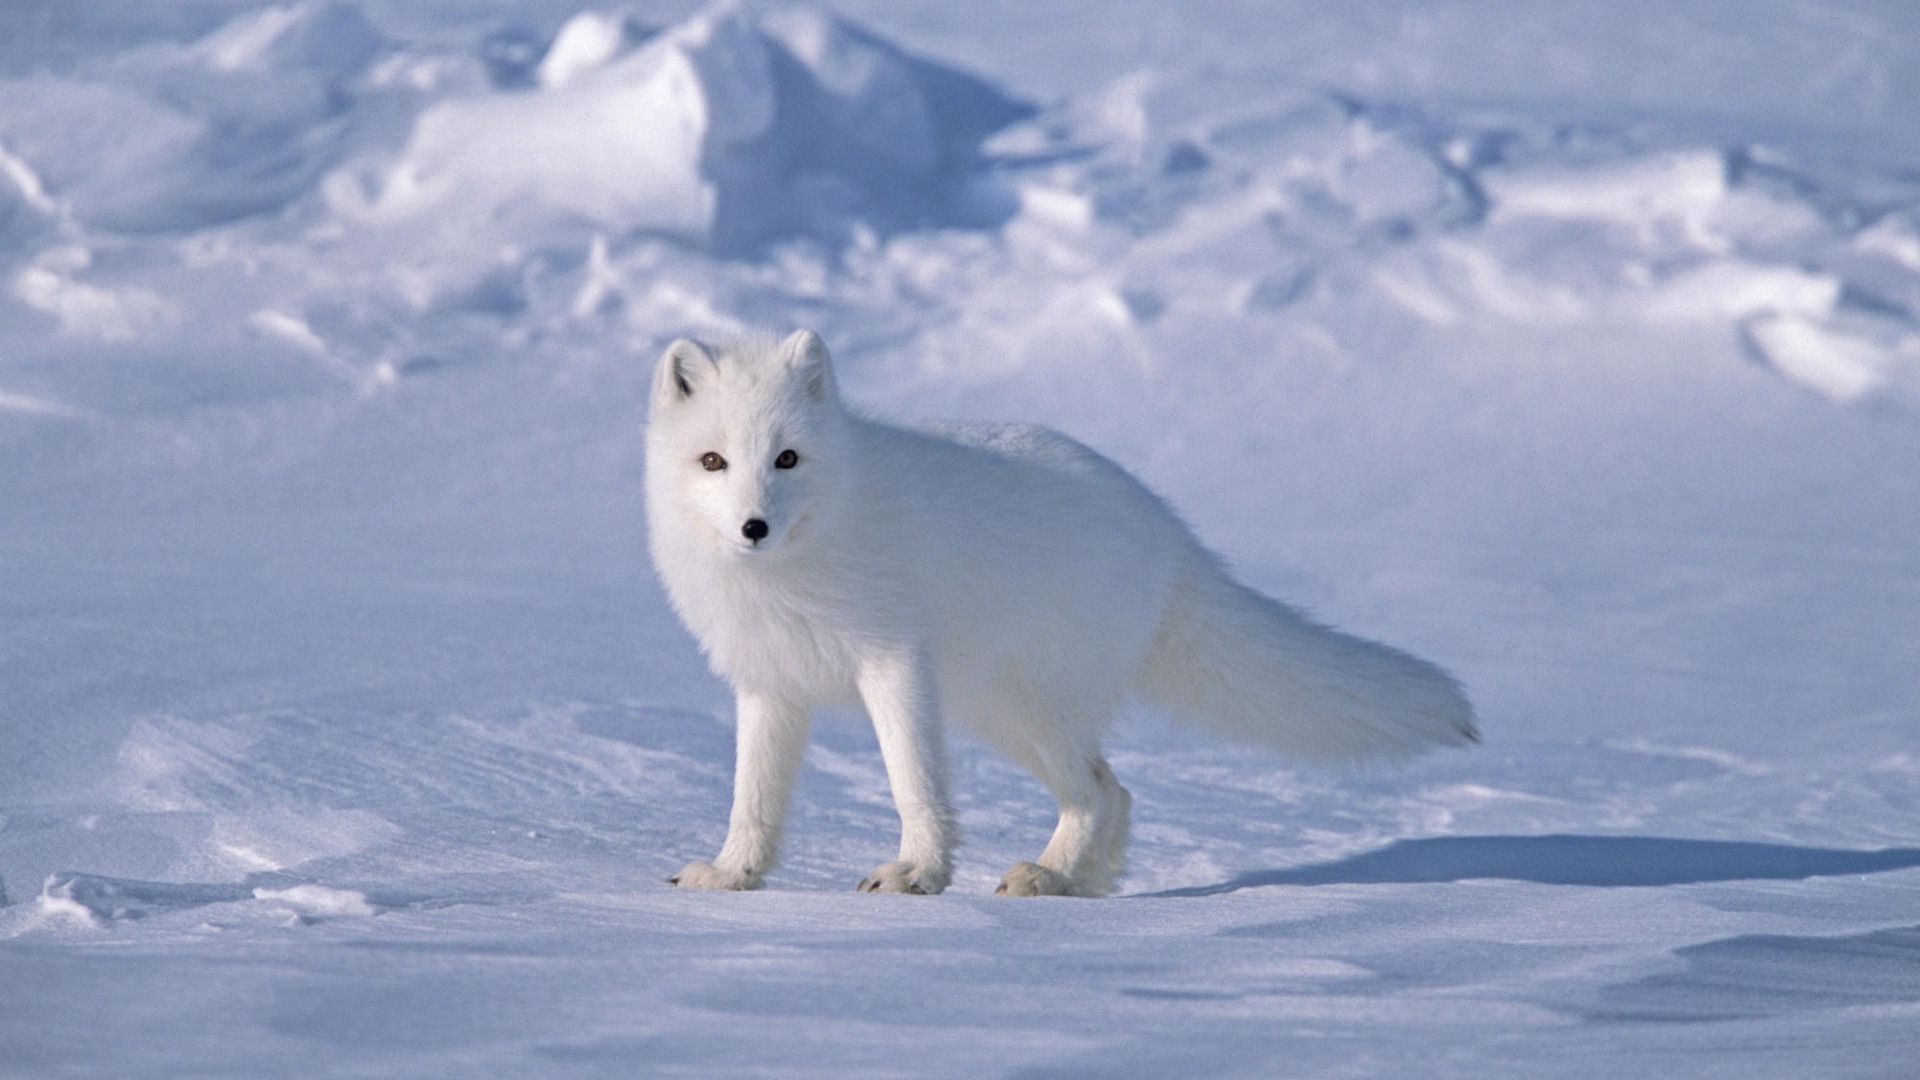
[669,860,758,890]
[857,860,942,895]
[995,861,1079,897]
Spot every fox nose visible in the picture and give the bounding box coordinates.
[742,518,769,543]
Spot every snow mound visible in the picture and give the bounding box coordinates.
[1478,148,1920,403]
[1480,150,1826,253]
[331,3,1030,253]
[252,883,379,919]
[1743,312,1919,404]
[188,0,381,76]
[536,10,651,90]
[0,2,388,234]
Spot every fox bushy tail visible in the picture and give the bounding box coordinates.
[1135,557,1478,761]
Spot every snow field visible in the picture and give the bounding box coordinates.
[2,2,1919,1077]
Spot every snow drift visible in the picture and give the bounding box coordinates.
[330,5,1030,253]
[0,1,386,233]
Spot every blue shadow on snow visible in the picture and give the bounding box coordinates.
[1146,834,1920,898]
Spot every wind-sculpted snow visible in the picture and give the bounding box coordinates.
[331,5,1030,253]
[2,2,1919,1078]
[40,872,380,925]
[0,2,386,234]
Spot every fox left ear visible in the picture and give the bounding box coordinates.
[780,329,837,401]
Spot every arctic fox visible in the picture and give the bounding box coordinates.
[647,330,1477,897]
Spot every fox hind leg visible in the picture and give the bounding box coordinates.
[997,743,1132,898]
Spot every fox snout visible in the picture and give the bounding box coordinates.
[733,510,809,552]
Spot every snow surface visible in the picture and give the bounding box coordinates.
[3,1,1919,1076]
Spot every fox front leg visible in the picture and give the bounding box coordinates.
[670,691,811,890]
[855,651,958,894]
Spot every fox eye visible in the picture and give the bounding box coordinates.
[700,452,727,472]
[774,449,799,469]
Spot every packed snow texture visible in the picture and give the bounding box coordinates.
[3,2,1919,1077]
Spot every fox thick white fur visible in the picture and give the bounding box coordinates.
[647,330,1477,897]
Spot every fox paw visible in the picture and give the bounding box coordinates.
[856,860,947,895]
[994,861,1079,897]
[668,861,759,890]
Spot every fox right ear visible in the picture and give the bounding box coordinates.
[655,338,713,407]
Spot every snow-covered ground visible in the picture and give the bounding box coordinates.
[4,2,1918,1076]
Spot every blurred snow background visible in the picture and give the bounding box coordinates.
[2,2,1917,1077]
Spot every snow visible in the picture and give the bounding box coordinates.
[3,1,1918,1077]
[332,4,1025,254]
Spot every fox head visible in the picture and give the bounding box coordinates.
[645,329,854,559]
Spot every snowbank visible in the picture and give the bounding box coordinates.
[0,2,387,233]
[330,5,1029,253]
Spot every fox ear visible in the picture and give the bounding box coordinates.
[780,329,836,401]
[655,338,713,407]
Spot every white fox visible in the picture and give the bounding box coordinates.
[647,330,1477,897]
